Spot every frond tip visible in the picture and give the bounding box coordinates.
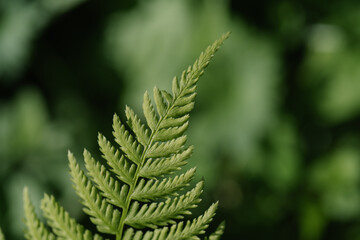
[22,32,229,240]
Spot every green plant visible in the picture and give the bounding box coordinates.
[20,32,229,240]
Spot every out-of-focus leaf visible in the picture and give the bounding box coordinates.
[0,0,85,80]
[302,23,360,123]
[264,119,300,192]
[299,201,326,240]
[0,88,48,164]
[310,142,360,219]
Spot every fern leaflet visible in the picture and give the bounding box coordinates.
[23,187,55,240]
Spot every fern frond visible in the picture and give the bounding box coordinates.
[98,133,136,185]
[123,202,218,240]
[41,194,103,240]
[133,168,196,201]
[125,182,203,228]
[116,32,229,236]
[68,152,121,234]
[84,149,128,209]
[23,187,55,240]
[22,32,229,240]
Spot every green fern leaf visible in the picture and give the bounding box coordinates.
[125,181,203,228]
[125,105,150,146]
[153,87,168,117]
[22,32,229,240]
[145,135,187,158]
[98,133,136,185]
[165,202,219,240]
[84,149,128,209]
[113,114,143,165]
[69,152,121,234]
[159,114,189,129]
[143,91,159,132]
[139,146,193,178]
[41,194,103,240]
[153,121,189,142]
[132,168,196,201]
[123,202,218,240]
[23,187,55,240]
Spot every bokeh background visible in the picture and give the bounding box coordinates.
[2,0,360,239]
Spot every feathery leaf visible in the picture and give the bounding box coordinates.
[123,202,219,240]
[69,152,121,235]
[158,114,189,129]
[113,114,143,165]
[153,87,168,117]
[98,133,136,185]
[140,146,193,178]
[125,182,203,228]
[41,194,103,240]
[133,168,196,201]
[125,105,150,146]
[84,149,128,209]
[153,121,189,142]
[22,32,229,240]
[143,91,159,132]
[146,136,187,158]
[23,187,55,240]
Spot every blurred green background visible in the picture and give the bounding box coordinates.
[1,0,360,239]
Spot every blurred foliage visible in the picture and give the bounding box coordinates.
[302,23,360,123]
[0,0,85,80]
[2,0,360,239]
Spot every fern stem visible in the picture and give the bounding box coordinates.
[116,232,121,240]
